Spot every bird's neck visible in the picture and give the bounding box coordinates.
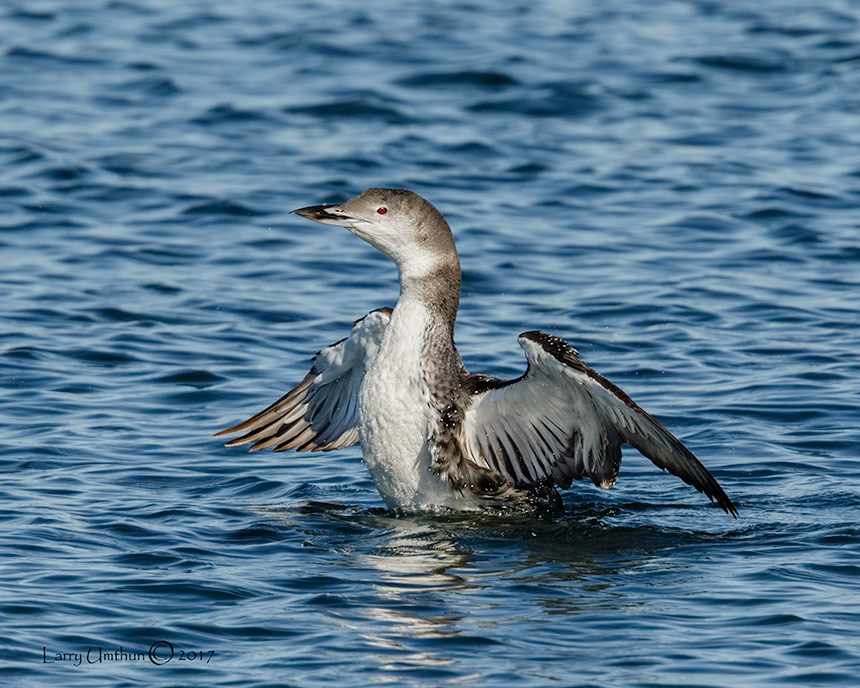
[397,259,461,338]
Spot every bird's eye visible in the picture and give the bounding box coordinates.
[377,207,387,215]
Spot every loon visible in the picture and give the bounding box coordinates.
[216,188,737,517]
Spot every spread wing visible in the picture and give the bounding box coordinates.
[215,308,391,452]
[459,331,737,516]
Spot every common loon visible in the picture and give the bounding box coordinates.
[216,188,737,517]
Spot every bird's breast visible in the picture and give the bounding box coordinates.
[357,301,454,510]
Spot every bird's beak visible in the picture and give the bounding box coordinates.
[291,203,351,226]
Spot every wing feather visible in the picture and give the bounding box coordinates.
[216,308,391,453]
[460,331,737,516]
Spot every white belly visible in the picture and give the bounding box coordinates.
[358,301,465,511]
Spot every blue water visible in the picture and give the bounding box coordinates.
[2,0,860,686]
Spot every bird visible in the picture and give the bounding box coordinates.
[216,188,737,518]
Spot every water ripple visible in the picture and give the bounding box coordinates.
[1,0,859,686]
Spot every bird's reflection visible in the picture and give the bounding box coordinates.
[264,499,695,679]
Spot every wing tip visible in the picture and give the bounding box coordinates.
[716,493,739,518]
[214,425,240,438]
[697,475,738,518]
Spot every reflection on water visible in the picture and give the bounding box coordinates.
[261,500,693,679]
[351,519,469,673]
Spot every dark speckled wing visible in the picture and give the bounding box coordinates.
[215,308,391,453]
[460,331,737,516]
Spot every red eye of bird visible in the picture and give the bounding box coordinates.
[377,207,387,215]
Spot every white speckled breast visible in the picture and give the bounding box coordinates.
[358,298,461,511]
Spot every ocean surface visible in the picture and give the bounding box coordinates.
[2,1,859,686]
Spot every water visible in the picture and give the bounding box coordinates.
[2,0,859,685]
